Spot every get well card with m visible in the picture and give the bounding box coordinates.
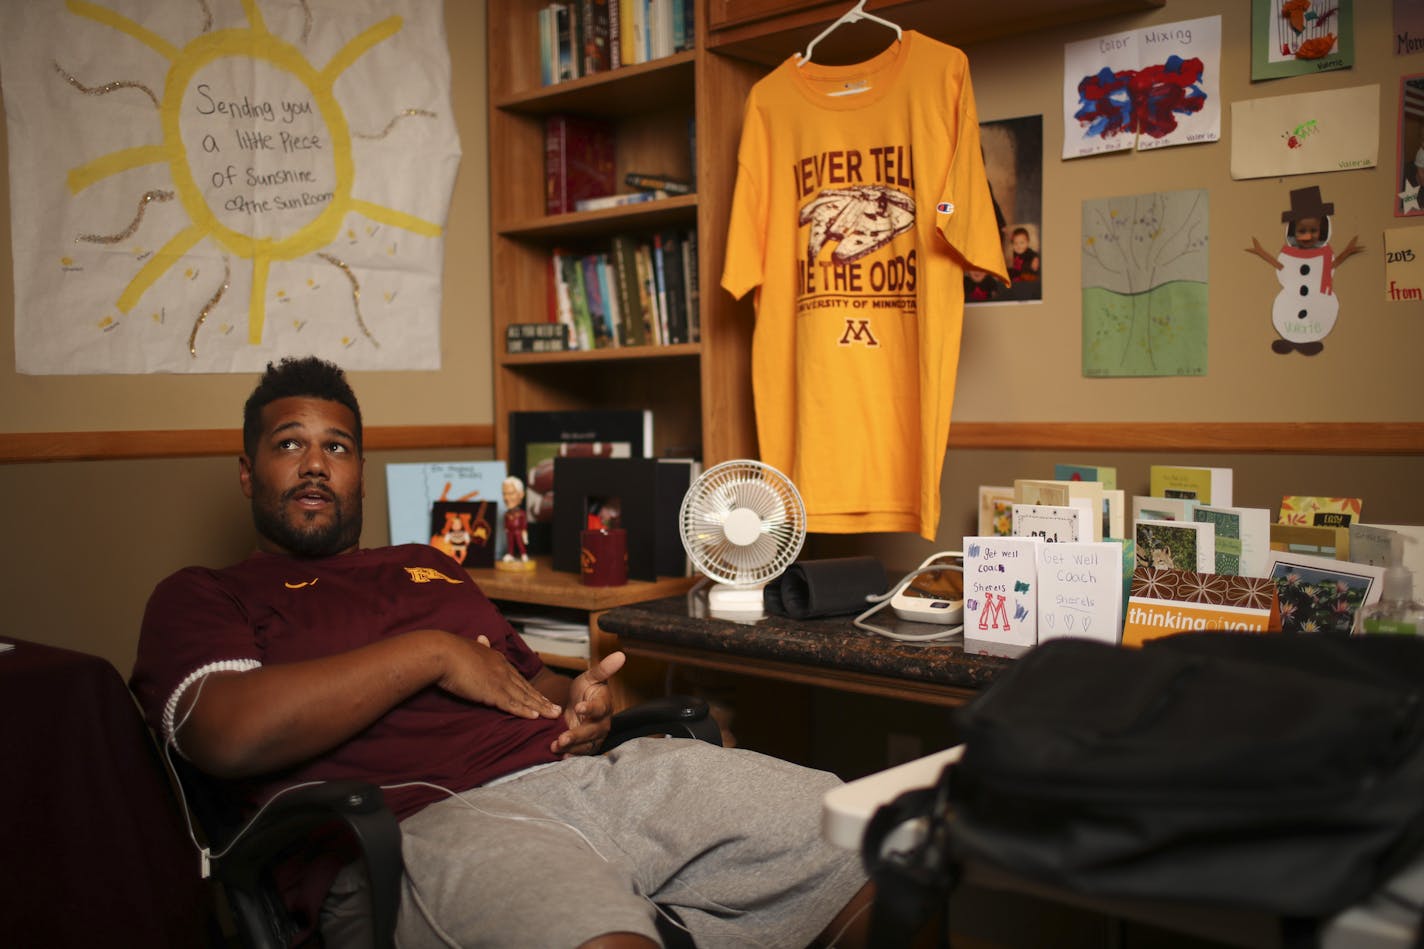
[963,536,1042,658]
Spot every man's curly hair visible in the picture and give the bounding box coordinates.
[242,356,363,458]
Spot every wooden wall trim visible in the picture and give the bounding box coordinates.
[947,422,1424,455]
[2,421,1417,464]
[0,424,495,464]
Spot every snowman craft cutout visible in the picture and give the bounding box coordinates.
[1246,186,1362,356]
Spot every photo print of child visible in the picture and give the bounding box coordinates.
[964,115,1044,304]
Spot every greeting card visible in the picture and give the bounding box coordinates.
[963,536,1042,658]
[1036,541,1124,645]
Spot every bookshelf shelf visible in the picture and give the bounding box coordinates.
[500,342,701,368]
[494,51,696,115]
[498,194,698,242]
[486,0,1174,475]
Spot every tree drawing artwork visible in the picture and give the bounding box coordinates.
[0,0,458,373]
[1081,189,1209,377]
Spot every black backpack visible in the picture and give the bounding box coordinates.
[863,633,1424,947]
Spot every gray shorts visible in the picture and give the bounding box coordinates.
[322,737,866,948]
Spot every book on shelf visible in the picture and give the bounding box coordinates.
[538,5,557,85]
[625,172,692,195]
[578,0,611,75]
[609,235,647,346]
[592,251,621,347]
[573,190,669,213]
[504,612,591,660]
[543,230,696,349]
[651,233,671,344]
[554,2,578,81]
[658,230,687,345]
[505,322,571,354]
[563,253,597,350]
[508,409,653,555]
[545,114,616,216]
[633,240,658,343]
[1148,465,1233,506]
[683,226,699,341]
[607,0,621,69]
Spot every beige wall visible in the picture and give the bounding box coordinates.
[0,2,493,673]
[2,0,1421,676]
[950,1,1423,425]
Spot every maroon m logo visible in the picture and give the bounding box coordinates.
[838,318,879,347]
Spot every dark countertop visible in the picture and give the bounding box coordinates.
[598,589,1014,694]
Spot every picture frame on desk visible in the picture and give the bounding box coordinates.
[508,410,653,555]
[1265,551,1384,635]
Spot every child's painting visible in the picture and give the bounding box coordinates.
[1251,0,1354,80]
[1082,189,1209,377]
[1245,186,1362,356]
[1063,16,1221,159]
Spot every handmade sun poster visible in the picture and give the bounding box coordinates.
[1063,15,1221,159]
[1082,189,1209,378]
[0,0,460,374]
[1250,0,1354,81]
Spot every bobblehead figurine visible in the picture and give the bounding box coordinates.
[1246,185,1362,356]
[496,475,536,572]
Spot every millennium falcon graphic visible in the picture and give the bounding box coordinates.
[799,185,916,264]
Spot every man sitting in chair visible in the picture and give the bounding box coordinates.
[131,356,871,948]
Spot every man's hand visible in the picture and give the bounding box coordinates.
[438,634,563,720]
[551,650,626,757]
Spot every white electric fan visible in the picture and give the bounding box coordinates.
[679,460,807,615]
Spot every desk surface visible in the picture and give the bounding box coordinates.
[598,590,1013,706]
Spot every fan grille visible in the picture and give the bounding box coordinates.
[679,460,807,585]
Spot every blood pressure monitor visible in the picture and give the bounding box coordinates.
[890,551,964,624]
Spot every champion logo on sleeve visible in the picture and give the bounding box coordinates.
[936,201,956,215]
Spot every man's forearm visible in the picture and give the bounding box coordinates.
[175,628,452,778]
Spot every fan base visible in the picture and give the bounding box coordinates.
[707,582,767,617]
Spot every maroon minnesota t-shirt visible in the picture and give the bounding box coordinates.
[131,543,565,821]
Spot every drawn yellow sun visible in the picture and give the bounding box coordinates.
[63,0,440,352]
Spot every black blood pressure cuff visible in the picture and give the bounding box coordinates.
[764,557,888,620]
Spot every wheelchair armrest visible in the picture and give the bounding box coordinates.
[606,694,723,749]
[216,780,402,949]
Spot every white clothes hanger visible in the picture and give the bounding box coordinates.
[796,0,903,67]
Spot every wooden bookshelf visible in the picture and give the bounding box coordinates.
[485,0,1171,474]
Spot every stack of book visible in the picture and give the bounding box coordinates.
[548,229,699,349]
[545,115,617,216]
[539,0,696,84]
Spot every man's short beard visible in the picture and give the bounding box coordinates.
[251,490,362,558]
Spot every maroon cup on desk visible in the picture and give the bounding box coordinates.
[580,528,628,586]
